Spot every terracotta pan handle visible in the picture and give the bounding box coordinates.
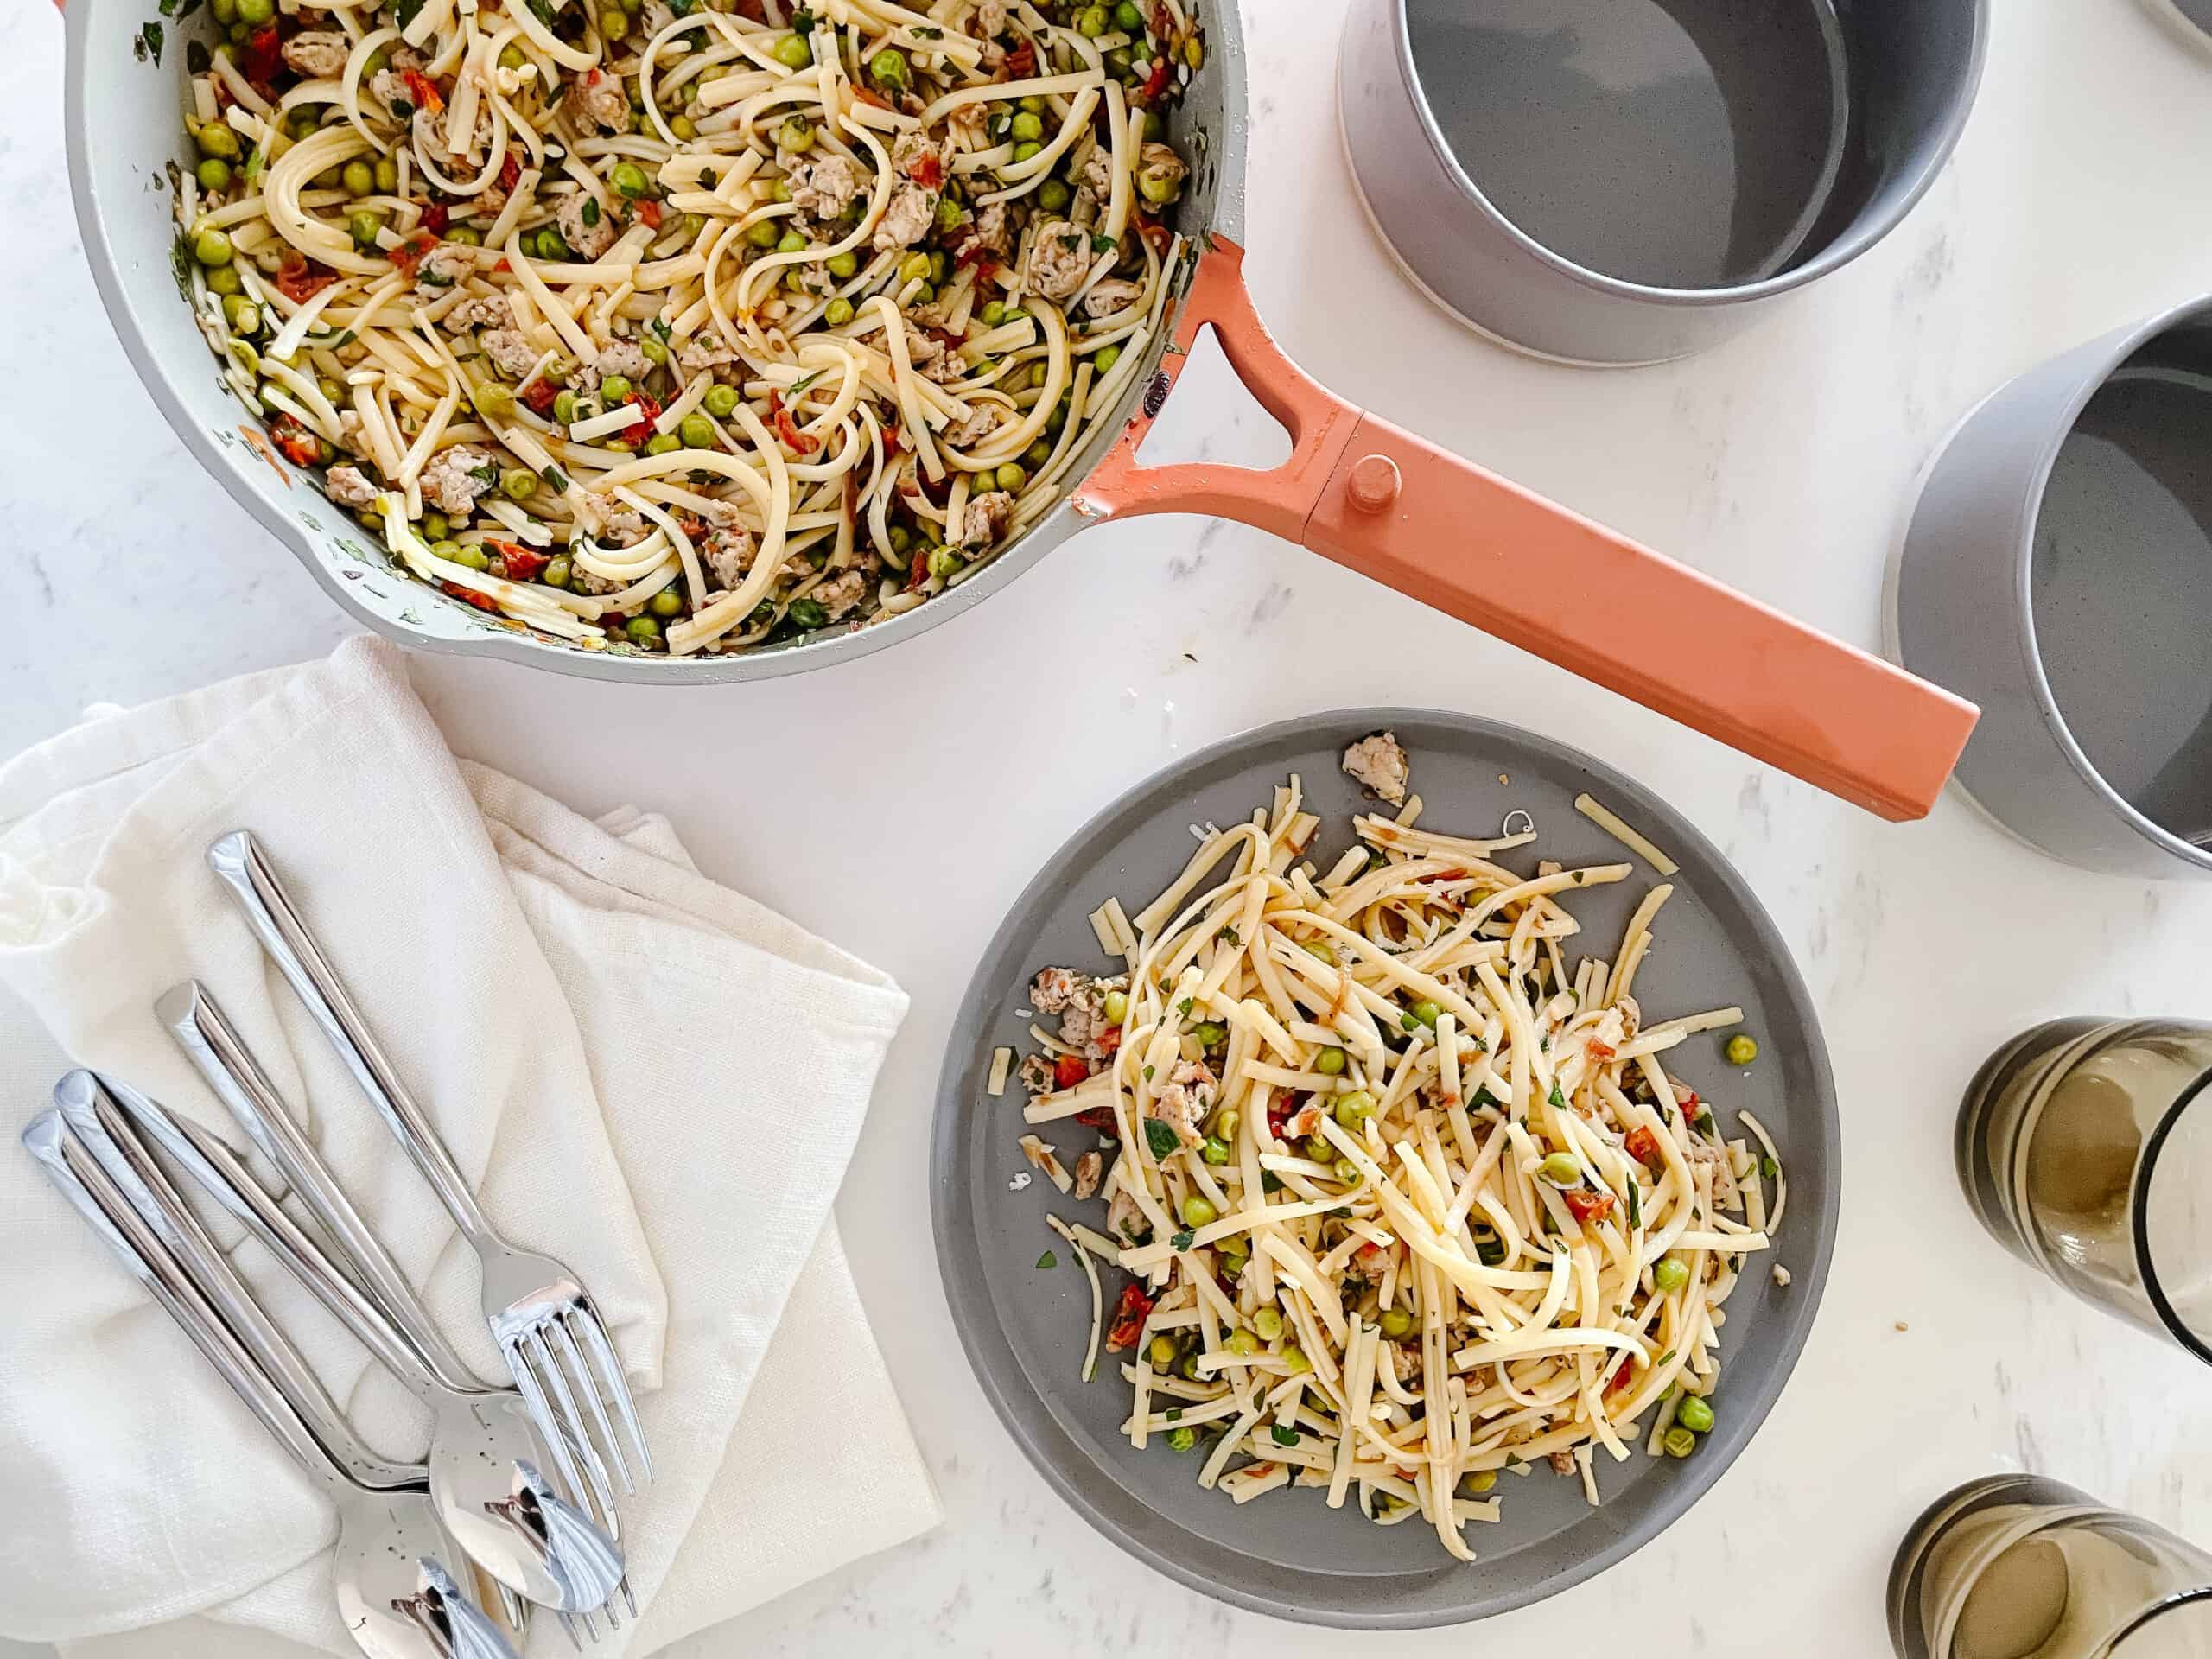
[1074,239,1979,822]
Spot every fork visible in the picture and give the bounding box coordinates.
[207,830,651,1503]
[26,1093,522,1659]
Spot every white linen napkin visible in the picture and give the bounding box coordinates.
[0,636,939,1657]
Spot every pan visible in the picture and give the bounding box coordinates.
[931,709,1840,1625]
[67,0,1974,819]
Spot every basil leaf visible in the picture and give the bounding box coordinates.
[1142,1119,1178,1160]
[1270,1424,1300,1446]
[1034,1249,1056,1269]
[1548,1082,1567,1109]
[1170,1230,1193,1251]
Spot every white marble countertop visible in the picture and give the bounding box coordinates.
[10,0,2212,1654]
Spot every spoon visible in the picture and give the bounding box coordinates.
[23,1102,520,1659]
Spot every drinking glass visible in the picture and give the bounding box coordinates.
[1956,1018,2212,1362]
[1891,1474,2212,1659]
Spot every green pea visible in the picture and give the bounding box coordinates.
[209,0,237,22]
[192,227,234,268]
[1675,1394,1714,1434]
[773,33,812,68]
[1179,1193,1216,1228]
[778,115,815,154]
[702,384,740,417]
[1281,1343,1311,1375]
[929,248,950,282]
[599,372,632,403]
[823,296,855,326]
[925,544,962,580]
[1016,440,1048,471]
[196,123,242,162]
[1652,1256,1689,1293]
[195,156,232,193]
[639,334,669,365]
[1102,988,1128,1022]
[1315,1046,1346,1077]
[610,161,651,198]
[812,249,854,282]
[624,614,661,644]
[1166,1426,1197,1452]
[1250,1306,1282,1342]
[776,228,809,254]
[223,293,261,335]
[1724,1033,1758,1066]
[668,413,709,449]
[898,251,932,285]
[1182,35,1205,70]
[1075,4,1109,35]
[993,461,1027,492]
[644,431,682,455]
[1093,344,1121,374]
[1219,1249,1248,1274]
[1114,0,1146,26]
[471,384,516,420]
[669,113,697,140]
[1010,140,1042,162]
[600,8,628,38]
[1103,46,1132,73]
[235,0,273,23]
[1138,169,1180,206]
[553,389,578,424]
[1541,1151,1582,1185]
[227,19,249,43]
[1199,1136,1230,1166]
[1304,1135,1332,1162]
[1009,111,1045,143]
[375,155,400,193]
[207,264,244,296]
[445,225,481,246]
[532,226,569,260]
[362,46,389,76]
[1037,176,1072,213]
[772,178,793,202]
[499,42,527,70]
[1663,1426,1697,1459]
[1047,395,1070,434]
[868,47,907,87]
[423,538,456,561]
[317,376,345,405]
[1147,1333,1176,1367]
[747,218,781,249]
[1332,1090,1375,1128]
[1378,1307,1415,1339]
[448,542,491,570]
[348,208,385,248]
[1191,1020,1225,1047]
[887,524,912,554]
[933,194,965,234]
[977,299,1008,327]
[419,509,449,541]
[650,588,685,618]
[1143,108,1168,141]
[1409,1000,1441,1029]
[499,467,537,500]
[340,159,375,198]
[543,555,572,588]
[1224,1328,1258,1357]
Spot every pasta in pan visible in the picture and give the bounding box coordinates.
[171,0,1203,652]
[1004,741,1785,1560]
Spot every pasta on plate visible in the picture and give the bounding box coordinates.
[170,0,1203,653]
[996,743,1787,1561]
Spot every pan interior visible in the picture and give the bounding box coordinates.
[937,712,1837,1624]
[1404,0,1851,290]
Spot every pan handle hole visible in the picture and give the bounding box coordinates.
[1134,325,1293,474]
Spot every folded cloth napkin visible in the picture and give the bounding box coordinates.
[0,636,939,1657]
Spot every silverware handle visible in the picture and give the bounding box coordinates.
[207,830,493,1244]
[161,980,485,1393]
[53,1071,427,1492]
[101,1078,452,1402]
[23,1109,343,1496]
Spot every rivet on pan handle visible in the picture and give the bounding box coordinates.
[1074,237,1980,821]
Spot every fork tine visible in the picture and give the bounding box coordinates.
[570,1300,652,1482]
[550,1313,631,1492]
[527,1324,630,1503]
[537,1387,620,1524]
[506,1334,596,1515]
[618,1573,637,1619]
[558,1611,584,1651]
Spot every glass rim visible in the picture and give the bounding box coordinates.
[2132,1066,2212,1367]
[2106,1584,2212,1653]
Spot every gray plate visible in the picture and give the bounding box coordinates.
[930,710,1840,1628]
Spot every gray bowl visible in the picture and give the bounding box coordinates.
[931,709,1839,1626]
[1338,0,1988,365]
[1897,296,2212,879]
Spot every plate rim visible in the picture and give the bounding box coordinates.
[928,708,1842,1629]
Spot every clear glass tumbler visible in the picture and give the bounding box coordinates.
[1891,1474,2212,1658]
[1955,1018,2212,1361]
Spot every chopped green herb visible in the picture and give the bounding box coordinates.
[1216,925,1240,946]
[582,197,601,227]
[1656,1348,1676,1367]
[1034,1249,1057,1269]
[913,22,943,37]
[1626,1182,1642,1229]
[1174,997,1194,1015]
[650,316,672,341]
[396,0,428,27]
[1760,1155,1779,1179]
[1164,1407,1182,1422]
[1141,1064,1155,1082]
[540,464,570,493]
[790,4,816,29]
[1261,1170,1283,1194]
[186,39,211,72]
[1470,1086,1496,1109]
[785,368,824,397]
[1091,232,1118,253]
[1143,1119,1179,1159]
[1548,1082,1567,1109]
[1170,1229,1194,1251]
[134,22,164,63]
[1269,1424,1300,1446]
